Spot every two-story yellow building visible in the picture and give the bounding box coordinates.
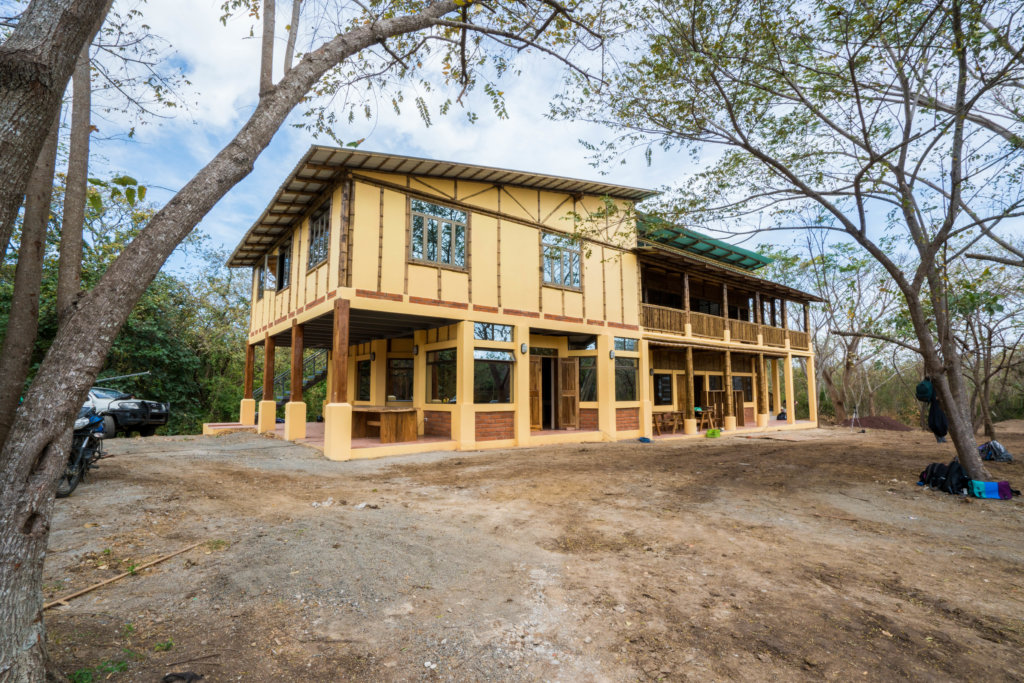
[222,147,820,460]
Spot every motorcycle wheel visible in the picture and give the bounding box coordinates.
[56,453,84,498]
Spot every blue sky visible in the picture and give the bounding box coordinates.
[89,0,678,266]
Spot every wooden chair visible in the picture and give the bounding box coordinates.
[697,406,717,431]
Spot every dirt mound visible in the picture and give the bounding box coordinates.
[840,415,913,431]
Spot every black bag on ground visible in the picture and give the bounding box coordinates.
[941,458,970,495]
[919,462,949,489]
[927,399,948,439]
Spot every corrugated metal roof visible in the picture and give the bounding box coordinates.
[637,213,772,271]
[227,146,658,267]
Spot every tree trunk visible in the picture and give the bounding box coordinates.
[283,0,302,74]
[820,365,847,422]
[0,0,110,264]
[0,112,60,451]
[57,46,91,330]
[0,3,459,677]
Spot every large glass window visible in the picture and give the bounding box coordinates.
[542,232,581,288]
[733,376,753,402]
[276,240,292,290]
[387,358,413,401]
[308,202,330,268]
[426,349,457,402]
[579,357,597,402]
[410,199,467,267]
[708,374,723,391]
[356,360,371,401]
[473,323,512,342]
[615,357,639,401]
[654,374,673,406]
[473,349,513,403]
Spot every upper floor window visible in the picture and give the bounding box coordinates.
[614,337,638,352]
[410,199,467,267]
[276,240,291,290]
[308,202,330,268]
[255,265,265,300]
[474,323,513,342]
[542,232,581,289]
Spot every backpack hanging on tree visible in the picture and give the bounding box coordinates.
[915,379,934,402]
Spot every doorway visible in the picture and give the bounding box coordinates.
[529,355,579,430]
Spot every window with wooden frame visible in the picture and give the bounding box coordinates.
[473,323,513,342]
[307,202,330,269]
[579,356,597,401]
[653,374,673,405]
[410,199,467,268]
[541,232,581,289]
[263,253,276,291]
[276,240,292,290]
[254,265,265,300]
[615,357,639,401]
[426,349,458,402]
[387,358,414,401]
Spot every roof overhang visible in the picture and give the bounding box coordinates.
[635,242,823,303]
[637,214,772,272]
[227,146,658,268]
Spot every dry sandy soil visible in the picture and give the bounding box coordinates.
[44,423,1024,681]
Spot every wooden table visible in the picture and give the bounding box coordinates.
[352,406,417,443]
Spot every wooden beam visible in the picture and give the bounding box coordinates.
[243,344,255,400]
[803,302,811,334]
[331,298,350,403]
[683,272,691,324]
[758,353,768,415]
[754,292,762,325]
[780,298,788,330]
[263,335,276,400]
[291,320,304,402]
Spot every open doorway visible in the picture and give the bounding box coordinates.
[529,355,579,430]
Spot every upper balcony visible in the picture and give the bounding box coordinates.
[641,304,811,350]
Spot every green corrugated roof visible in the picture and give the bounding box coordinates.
[637,214,772,271]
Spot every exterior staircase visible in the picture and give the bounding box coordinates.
[253,349,329,407]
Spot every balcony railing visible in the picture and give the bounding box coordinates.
[641,304,811,350]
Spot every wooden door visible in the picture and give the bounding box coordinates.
[675,374,688,413]
[529,358,542,430]
[557,358,579,429]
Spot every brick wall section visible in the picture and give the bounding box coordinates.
[580,408,599,431]
[616,407,639,431]
[475,411,515,441]
[423,410,451,438]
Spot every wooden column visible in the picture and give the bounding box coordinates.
[770,299,777,327]
[243,344,255,399]
[685,346,695,418]
[683,272,691,323]
[724,349,734,417]
[754,292,762,325]
[722,283,729,319]
[263,335,276,400]
[290,320,304,403]
[758,353,768,423]
[803,302,811,333]
[780,299,788,330]
[331,298,350,403]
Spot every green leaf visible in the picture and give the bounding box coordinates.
[110,175,138,187]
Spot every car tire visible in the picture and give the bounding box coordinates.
[139,425,157,437]
[102,415,117,438]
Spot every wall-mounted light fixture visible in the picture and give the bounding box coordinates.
[609,350,616,359]
[649,368,655,376]
[520,342,528,355]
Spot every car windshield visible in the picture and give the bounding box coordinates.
[91,387,129,400]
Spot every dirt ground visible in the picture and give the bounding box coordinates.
[44,423,1024,682]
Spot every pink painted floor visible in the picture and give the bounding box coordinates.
[651,418,815,439]
[273,422,448,450]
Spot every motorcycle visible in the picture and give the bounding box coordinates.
[56,405,109,498]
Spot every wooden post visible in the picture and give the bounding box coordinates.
[722,283,729,319]
[724,349,735,430]
[803,302,811,333]
[263,335,276,400]
[685,346,695,418]
[780,298,788,330]
[757,353,769,426]
[754,293,761,325]
[243,344,255,399]
[331,298,350,403]
[770,298,777,327]
[683,272,691,323]
[290,320,304,403]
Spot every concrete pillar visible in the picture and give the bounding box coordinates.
[772,358,782,417]
[413,329,427,435]
[784,353,796,425]
[324,297,352,461]
[285,320,306,441]
[639,339,653,438]
[258,336,277,433]
[806,355,818,424]
[597,334,616,440]
[452,321,475,448]
[513,324,531,445]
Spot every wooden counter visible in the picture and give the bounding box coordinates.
[352,406,417,443]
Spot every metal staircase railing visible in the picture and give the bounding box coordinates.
[253,349,329,407]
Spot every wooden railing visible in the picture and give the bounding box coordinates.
[729,319,759,343]
[762,326,787,347]
[641,304,810,350]
[689,311,725,338]
[641,304,688,334]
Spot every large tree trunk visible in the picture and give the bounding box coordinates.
[0,112,60,451]
[0,0,110,264]
[57,46,91,330]
[0,4,459,677]
[820,365,848,422]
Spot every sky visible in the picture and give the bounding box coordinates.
[91,0,680,264]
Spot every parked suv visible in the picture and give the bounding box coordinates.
[86,387,170,437]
